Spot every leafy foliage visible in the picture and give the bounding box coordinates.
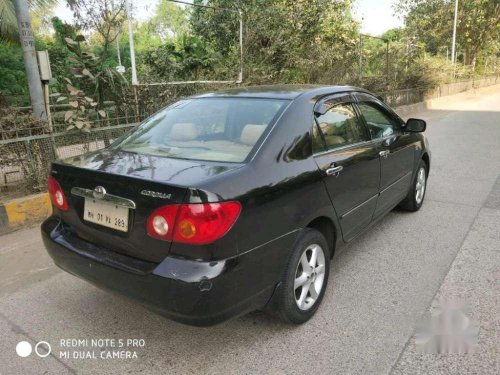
[188,0,360,83]
[395,0,500,67]
[0,0,58,42]
[54,34,127,133]
[0,42,27,97]
[1,0,499,113]
[143,35,217,82]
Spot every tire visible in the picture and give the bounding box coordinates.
[275,228,330,324]
[399,160,427,212]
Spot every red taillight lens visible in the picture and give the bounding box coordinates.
[146,202,241,245]
[174,202,241,244]
[48,176,68,211]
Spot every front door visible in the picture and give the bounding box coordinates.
[354,94,415,218]
[312,94,380,241]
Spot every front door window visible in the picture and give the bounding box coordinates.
[356,102,400,139]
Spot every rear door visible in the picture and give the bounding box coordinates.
[312,94,380,241]
[354,93,415,218]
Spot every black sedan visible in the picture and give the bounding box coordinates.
[42,85,430,326]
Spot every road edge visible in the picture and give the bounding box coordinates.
[0,193,51,234]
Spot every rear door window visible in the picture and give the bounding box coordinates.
[114,98,289,163]
[314,103,369,150]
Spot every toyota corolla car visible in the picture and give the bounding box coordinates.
[42,85,430,326]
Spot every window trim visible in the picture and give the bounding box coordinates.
[313,138,380,157]
[312,118,327,153]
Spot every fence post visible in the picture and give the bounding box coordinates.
[25,139,32,170]
[133,85,140,122]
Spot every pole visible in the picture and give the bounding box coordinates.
[126,0,138,85]
[386,40,390,86]
[43,83,58,158]
[13,0,46,120]
[359,34,363,81]
[238,10,243,83]
[116,35,122,66]
[133,85,139,122]
[451,0,458,65]
[112,1,122,67]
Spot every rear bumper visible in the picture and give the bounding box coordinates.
[41,217,295,326]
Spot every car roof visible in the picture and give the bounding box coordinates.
[194,84,369,100]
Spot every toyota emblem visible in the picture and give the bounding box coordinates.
[93,186,106,199]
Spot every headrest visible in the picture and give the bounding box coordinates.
[169,123,198,141]
[319,122,341,136]
[240,124,266,146]
[324,135,346,146]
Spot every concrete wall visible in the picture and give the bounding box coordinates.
[395,77,499,118]
[426,76,499,100]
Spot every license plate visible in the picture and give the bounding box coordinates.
[84,198,129,232]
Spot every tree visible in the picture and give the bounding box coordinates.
[65,1,128,107]
[151,0,190,40]
[189,0,359,83]
[67,0,125,62]
[396,0,500,66]
[0,0,56,41]
[143,34,216,81]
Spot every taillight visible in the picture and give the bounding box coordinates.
[146,205,180,241]
[146,202,241,245]
[48,176,68,211]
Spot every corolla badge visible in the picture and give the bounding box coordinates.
[140,190,172,199]
[93,186,107,199]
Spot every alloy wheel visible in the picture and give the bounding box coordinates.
[415,167,426,204]
[294,244,326,311]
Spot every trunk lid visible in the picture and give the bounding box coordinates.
[52,149,240,263]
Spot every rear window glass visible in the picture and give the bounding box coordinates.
[113,98,289,162]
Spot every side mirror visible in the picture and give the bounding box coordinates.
[405,118,426,132]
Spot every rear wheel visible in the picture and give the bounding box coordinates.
[275,229,330,324]
[400,160,427,212]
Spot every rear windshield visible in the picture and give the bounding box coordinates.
[113,97,289,162]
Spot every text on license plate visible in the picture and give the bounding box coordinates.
[84,198,129,232]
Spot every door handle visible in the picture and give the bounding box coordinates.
[379,150,390,158]
[326,165,343,176]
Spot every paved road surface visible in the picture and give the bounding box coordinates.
[1,85,499,374]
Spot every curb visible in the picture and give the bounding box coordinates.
[0,193,51,235]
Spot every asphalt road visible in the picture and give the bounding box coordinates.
[1,85,499,375]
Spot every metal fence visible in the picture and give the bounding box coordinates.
[0,121,138,199]
[0,77,497,200]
